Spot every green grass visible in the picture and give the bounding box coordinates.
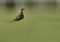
[0,6,60,42]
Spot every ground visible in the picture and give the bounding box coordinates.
[0,5,60,42]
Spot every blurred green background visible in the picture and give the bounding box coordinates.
[0,0,60,42]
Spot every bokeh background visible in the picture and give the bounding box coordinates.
[0,0,60,42]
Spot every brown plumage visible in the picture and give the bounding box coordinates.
[10,8,25,23]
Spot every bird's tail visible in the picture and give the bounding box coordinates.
[9,20,16,23]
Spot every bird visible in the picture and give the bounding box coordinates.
[10,8,25,23]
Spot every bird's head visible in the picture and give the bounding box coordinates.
[21,8,25,10]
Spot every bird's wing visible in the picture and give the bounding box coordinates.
[15,15,21,19]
